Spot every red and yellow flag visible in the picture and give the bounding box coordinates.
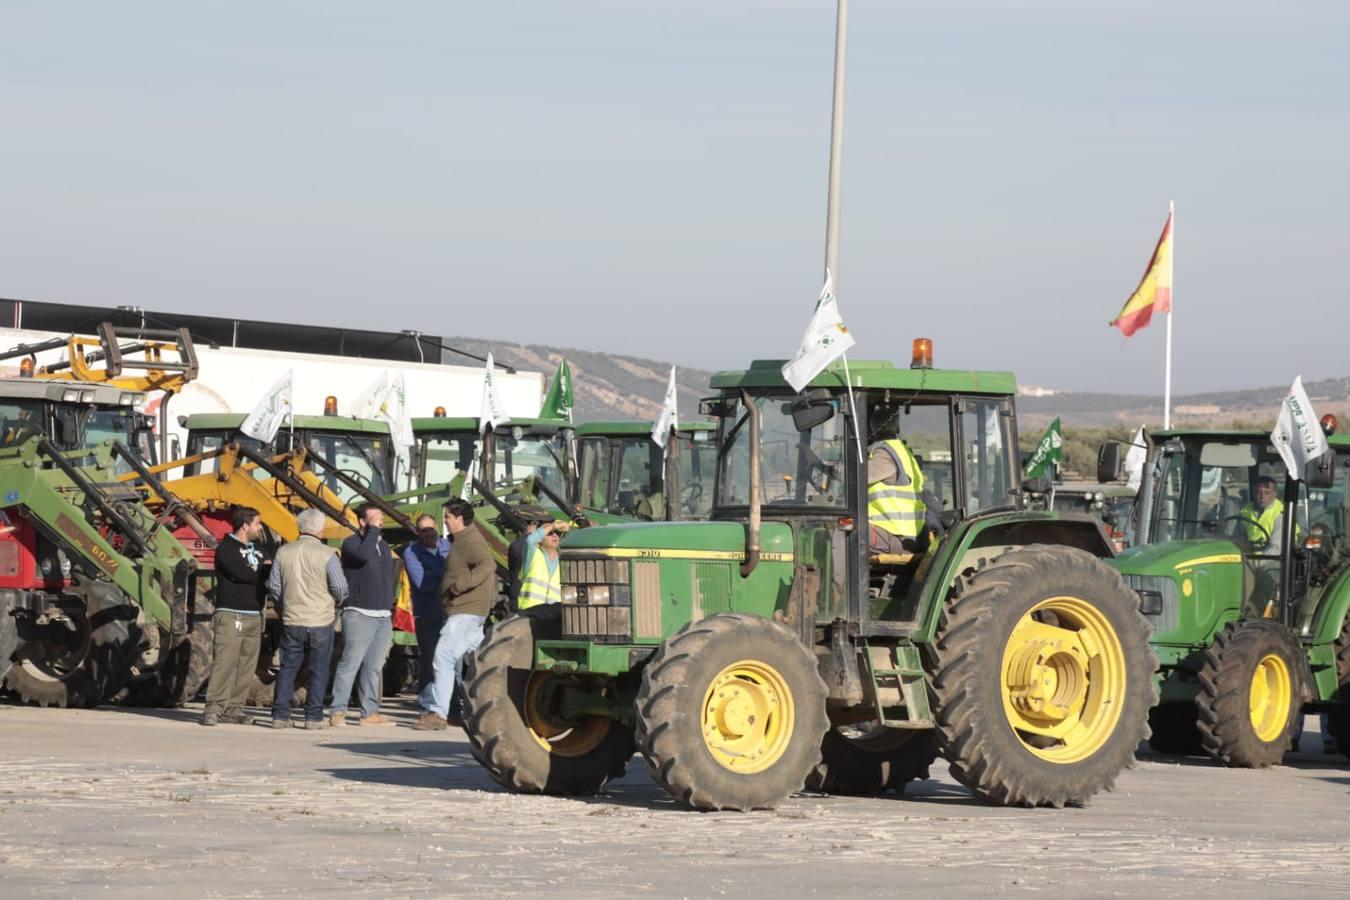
[1110,211,1173,337]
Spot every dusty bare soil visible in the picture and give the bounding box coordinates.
[1,698,1349,898]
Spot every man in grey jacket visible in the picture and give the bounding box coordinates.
[266,508,348,729]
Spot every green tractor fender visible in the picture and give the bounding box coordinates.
[911,510,1113,643]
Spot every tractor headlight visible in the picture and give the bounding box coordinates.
[60,557,72,578]
[39,558,53,576]
[587,585,610,606]
[1136,590,1164,617]
[561,585,578,604]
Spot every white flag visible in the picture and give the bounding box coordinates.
[460,457,477,500]
[1122,425,1147,489]
[782,272,856,393]
[239,370,293,444]
[1272,376,1329,481]
[651,367,679,449]
[479,353,510,433]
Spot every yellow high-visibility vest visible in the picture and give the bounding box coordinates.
[867,440,926,539]
[518,545,561,609]
[1238,498,1297,550]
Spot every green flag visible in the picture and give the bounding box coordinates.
[539,358,573,422]
[1024,417,1062,479]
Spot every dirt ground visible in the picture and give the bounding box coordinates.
[2,698,1349,899]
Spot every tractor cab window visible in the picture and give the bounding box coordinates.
[717,394,848,509]
[495,432,569,500]
[0,400,45,449]
[306,432,391,503]
[184,430,272,477]
[961,400,1015,514]
[868,402,957,513]
[614,438,664,518]
[1306,453,1350,554]
[421,433,479,486]
[1153,440,1302,556]
[576,437,611,511]
[674,430,716,519]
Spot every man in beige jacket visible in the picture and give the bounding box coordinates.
[265,508,348,729]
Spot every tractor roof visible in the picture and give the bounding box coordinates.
[410,416,571,436]
[1154,429,1350,451]
[709,359,1017,396]
[0,378,144,406]
[185,412,391,434]
[575,421,715,438]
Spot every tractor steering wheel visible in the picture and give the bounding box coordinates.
[1222,514,1271,552]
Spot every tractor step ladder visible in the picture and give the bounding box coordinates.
[862,639,933,728]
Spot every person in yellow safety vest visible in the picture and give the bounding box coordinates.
[867,438,930,555]
[1236,475,1297,554]
[518,519,570,609]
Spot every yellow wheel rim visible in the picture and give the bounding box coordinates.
[1248,653,1292,743]
[523,673,610,758]
[1000,596,1128,765]
[700,660,795,774]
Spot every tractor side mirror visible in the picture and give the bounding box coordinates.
[1306,449,1337,489]
[786,388,835,432]
[699,396,735,418]
[1097,442,1124,483]
[57,409,82,449]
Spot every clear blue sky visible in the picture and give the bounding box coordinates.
[1,2,1346,393]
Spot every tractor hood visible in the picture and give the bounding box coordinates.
[561,519,795,561]
[1110,538,1242,577]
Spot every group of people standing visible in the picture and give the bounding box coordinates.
[200,498,568,731]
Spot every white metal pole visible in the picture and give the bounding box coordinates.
[1163,200,1174,429]
[823,0,848,286]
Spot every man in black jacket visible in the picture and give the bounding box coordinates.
[330,503,397,726]
[203,506,269,726]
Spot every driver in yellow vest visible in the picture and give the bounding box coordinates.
[867,438,930,555]
[518,519,570,609]
[1237,476,1294,554]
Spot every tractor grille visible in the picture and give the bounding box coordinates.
[1121,574,1180,634]
[560,556,632,644]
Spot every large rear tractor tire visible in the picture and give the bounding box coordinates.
[1196,620,1307,767]
[464,615,635,796]
[635,613,829,811]
[3,581,141,708]
[927,545,1157,807]
[806,725,938,796]
[1324,619,1350,759]
[1147,701,1203,756]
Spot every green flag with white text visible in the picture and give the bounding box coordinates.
[1024,417,1062,479]
[539,358,573,422]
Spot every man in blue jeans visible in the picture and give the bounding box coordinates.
[330,503,398,727]
[266,508,347,729]
[404,514,450,707]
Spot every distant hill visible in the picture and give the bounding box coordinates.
[448,338,714,423]
[455,336,1349,431]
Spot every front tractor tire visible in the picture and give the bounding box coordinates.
[635,613,829,811]
[464,615,635,796]
[928,545,1157,807]
[3,581,141,709]
[1196,620,1306,767]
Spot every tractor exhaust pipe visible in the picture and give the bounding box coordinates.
[740,389,761,578]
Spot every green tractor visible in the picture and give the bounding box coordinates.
[461,356,1158,810]
[1103,427,1350,764]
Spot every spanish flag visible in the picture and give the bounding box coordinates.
[1110,210,1173,337]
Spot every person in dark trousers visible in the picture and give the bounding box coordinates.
[329,503,397,726]
[405,514,450,713]
[265,508,347,729]
[202,506,269,726]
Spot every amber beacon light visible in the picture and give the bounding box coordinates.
[1321,414,1338,436]
[323,395,338,416]
[911,338,934,369]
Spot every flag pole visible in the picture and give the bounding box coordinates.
[840,353,864,464]
[1163,200,1174,430]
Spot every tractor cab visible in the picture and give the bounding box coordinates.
[575,421,716,522]
[183,410,397,504]
[410,415,574,503]
[0,380,157,471]
[702,358,1043,632]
